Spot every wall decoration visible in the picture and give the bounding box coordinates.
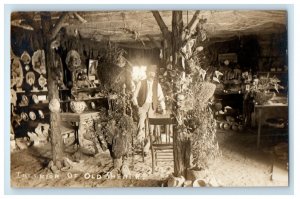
[26,72,36,86]
[38,75,47,90]
[65,50,82,72]
[11,58,23,90]
[11,89,17,106]
[53,53,65,88]
[32,50,46,74]
[88,59,98,76]
[90,102,96,109]
[29,111,36,121]
[20,112,29,121]
[38,110,44,119]
[19,95,29,106]
[21,51,31,65]
[32,94,39,104]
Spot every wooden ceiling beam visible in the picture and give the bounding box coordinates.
[146,34,162,48]
[50,12,70,40]
[152,11,171,39]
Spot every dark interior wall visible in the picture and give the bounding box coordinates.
[205,32,287,72]
[11,26,41,56]
[11,27,160,89]
[124,48,160,67]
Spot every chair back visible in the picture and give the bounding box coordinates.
[148,117,175,145]
[147,117,176,173]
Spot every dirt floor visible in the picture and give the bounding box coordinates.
[10,129,289,187]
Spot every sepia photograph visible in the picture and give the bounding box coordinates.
[10,9,289,188]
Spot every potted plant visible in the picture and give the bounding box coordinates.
[250,73,284,105]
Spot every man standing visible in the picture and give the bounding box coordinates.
[132,65,166,154]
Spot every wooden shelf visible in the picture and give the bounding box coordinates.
[215,92,243,95]
[75,87,102,92]
[257,71,288,74]
[60,96,107,103]
[16,89,69,94]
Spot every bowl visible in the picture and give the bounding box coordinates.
[70,101,86,113]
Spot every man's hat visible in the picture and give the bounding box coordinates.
[147,65,157,73]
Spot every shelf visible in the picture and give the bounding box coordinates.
[257,71,288,74]
[215,92,243,95]
[16,90,48,94]
[75,87,102,92]
[16,89,69,94]
[60,96,107,103]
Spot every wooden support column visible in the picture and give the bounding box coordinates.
[152,11,172,65]
[41,12,64,168]
[152,11,199,177]
[171,11,191,178]
[171,11,183,66]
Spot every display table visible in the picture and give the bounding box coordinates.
[254,103,288,148]
[60,111,100,147]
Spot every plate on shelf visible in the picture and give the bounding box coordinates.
[21,112,29,121]
[90,102,96,109]
[32,94,39,104]
[19,95,29,106]
[29,111,36,120]
[38,110,44,119]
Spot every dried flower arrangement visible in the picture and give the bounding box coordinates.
[249,73,284,104]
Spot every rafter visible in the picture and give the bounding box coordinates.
[50,12,70,40]
[151,11,170,39]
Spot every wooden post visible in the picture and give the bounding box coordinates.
[152,11,194,177]
[171,11,192,177]
[41,12,64,168]
[171,11,183,66]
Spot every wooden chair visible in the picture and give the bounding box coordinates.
[146,117,175,173]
